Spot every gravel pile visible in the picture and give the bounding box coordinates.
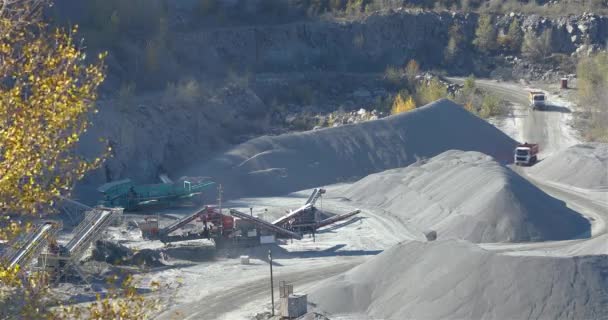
[189,99,518,198]
[530,143,608,189]
[341,150,590,242]
[309,240,608,320]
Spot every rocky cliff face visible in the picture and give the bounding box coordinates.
[174,10,478,74]
[497,12,608,55]
[171,9,607,76]
[73,7,607,202]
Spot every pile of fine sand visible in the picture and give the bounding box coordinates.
[340,150,590,243]
[530,143,608,189]
[187,99,517,197]
[309,240,608,320]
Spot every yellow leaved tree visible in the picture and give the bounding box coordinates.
[0,0,107,216]
[391,94,416,115]
[0,1,160,319]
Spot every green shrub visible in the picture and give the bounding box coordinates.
[463,75,476,96]
[479,93,501,118]
[577,52,608,141]
[416,78,448,105]
[384,66,403,88]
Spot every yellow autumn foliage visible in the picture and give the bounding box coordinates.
[0,1,107,215]
[464,100,475,113]
[0,267,54,319]
[55,275,161,320]
[405,59,420,83]
[0,2,160,319]
[391,94,416,115]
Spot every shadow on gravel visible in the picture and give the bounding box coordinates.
[317,216,366,233]
[64,286,156,305]
[218,243,382,266]
[540,104,571,113]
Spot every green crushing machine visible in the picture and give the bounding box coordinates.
[98,176,215,211]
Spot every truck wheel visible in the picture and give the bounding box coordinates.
[531,156,537,164]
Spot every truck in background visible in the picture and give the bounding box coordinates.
[529,91,546,110]
[514,143,539,166]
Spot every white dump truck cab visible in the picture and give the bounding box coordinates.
[529,91,546,110]
[514,143,539,166]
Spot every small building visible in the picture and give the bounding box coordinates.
[279,281,307,318]
[280,294,308,318]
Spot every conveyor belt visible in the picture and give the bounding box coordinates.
[160,207,207,236]
[273,188,325,226]
[230,209,302,240]
[305,188,326,206]
[64,207,121,261]
[316,210,361,228]
[159,174,173,184]
[3,222,60,268]
[272,203,313,226]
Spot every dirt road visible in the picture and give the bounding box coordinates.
[156,258,363,320]
[448,78,608,255]
[448,78,578,157]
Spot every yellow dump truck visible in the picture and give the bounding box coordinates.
[529,91,546,110]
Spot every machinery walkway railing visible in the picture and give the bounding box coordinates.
[305,188,326,206]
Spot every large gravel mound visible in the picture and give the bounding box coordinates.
[188,99,517,197]
[309,240,608,320]
[530,143,608,189]
[342,150,590,242]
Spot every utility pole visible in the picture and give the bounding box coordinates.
[268,249,275,316]
[217,184,223,215]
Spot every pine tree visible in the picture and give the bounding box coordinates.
[473,14,497,53]
[444,24,464,64]
[506,19,523,53]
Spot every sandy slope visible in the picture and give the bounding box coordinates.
[309,240,608,320]
[186,99,517,198]
[529,143,608,190]
[341,150,590,243]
